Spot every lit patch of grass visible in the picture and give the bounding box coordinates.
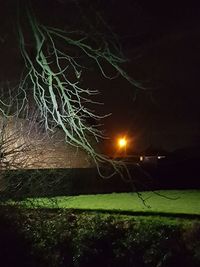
[16,190,200,216]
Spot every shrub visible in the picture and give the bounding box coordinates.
[0,206,199,267]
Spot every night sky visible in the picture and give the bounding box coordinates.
[0,0,200,154]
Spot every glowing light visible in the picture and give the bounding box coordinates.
[118,137,127,148]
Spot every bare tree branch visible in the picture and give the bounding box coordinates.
[14,7,138,178]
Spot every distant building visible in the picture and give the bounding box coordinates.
[139,146,166,165]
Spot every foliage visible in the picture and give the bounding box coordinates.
[0,206,199,267]
[0,168,134,201]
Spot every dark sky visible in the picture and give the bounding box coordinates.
[91,1,200,153]
[0,0,200,153]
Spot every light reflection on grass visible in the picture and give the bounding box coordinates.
[13,190,200,216]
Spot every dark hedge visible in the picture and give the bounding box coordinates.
[0,168,135,200]
[0,162,199,200]
[0,206,199,267]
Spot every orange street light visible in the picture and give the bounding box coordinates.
[118,137,127,148]
[117,137,127,156]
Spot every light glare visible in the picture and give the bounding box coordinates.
[118,138,127,148]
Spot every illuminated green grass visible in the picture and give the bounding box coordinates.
[20,190,200,216]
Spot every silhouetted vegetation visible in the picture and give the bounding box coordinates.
[0,206,199,267]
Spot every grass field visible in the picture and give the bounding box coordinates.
[18,190,200,216]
